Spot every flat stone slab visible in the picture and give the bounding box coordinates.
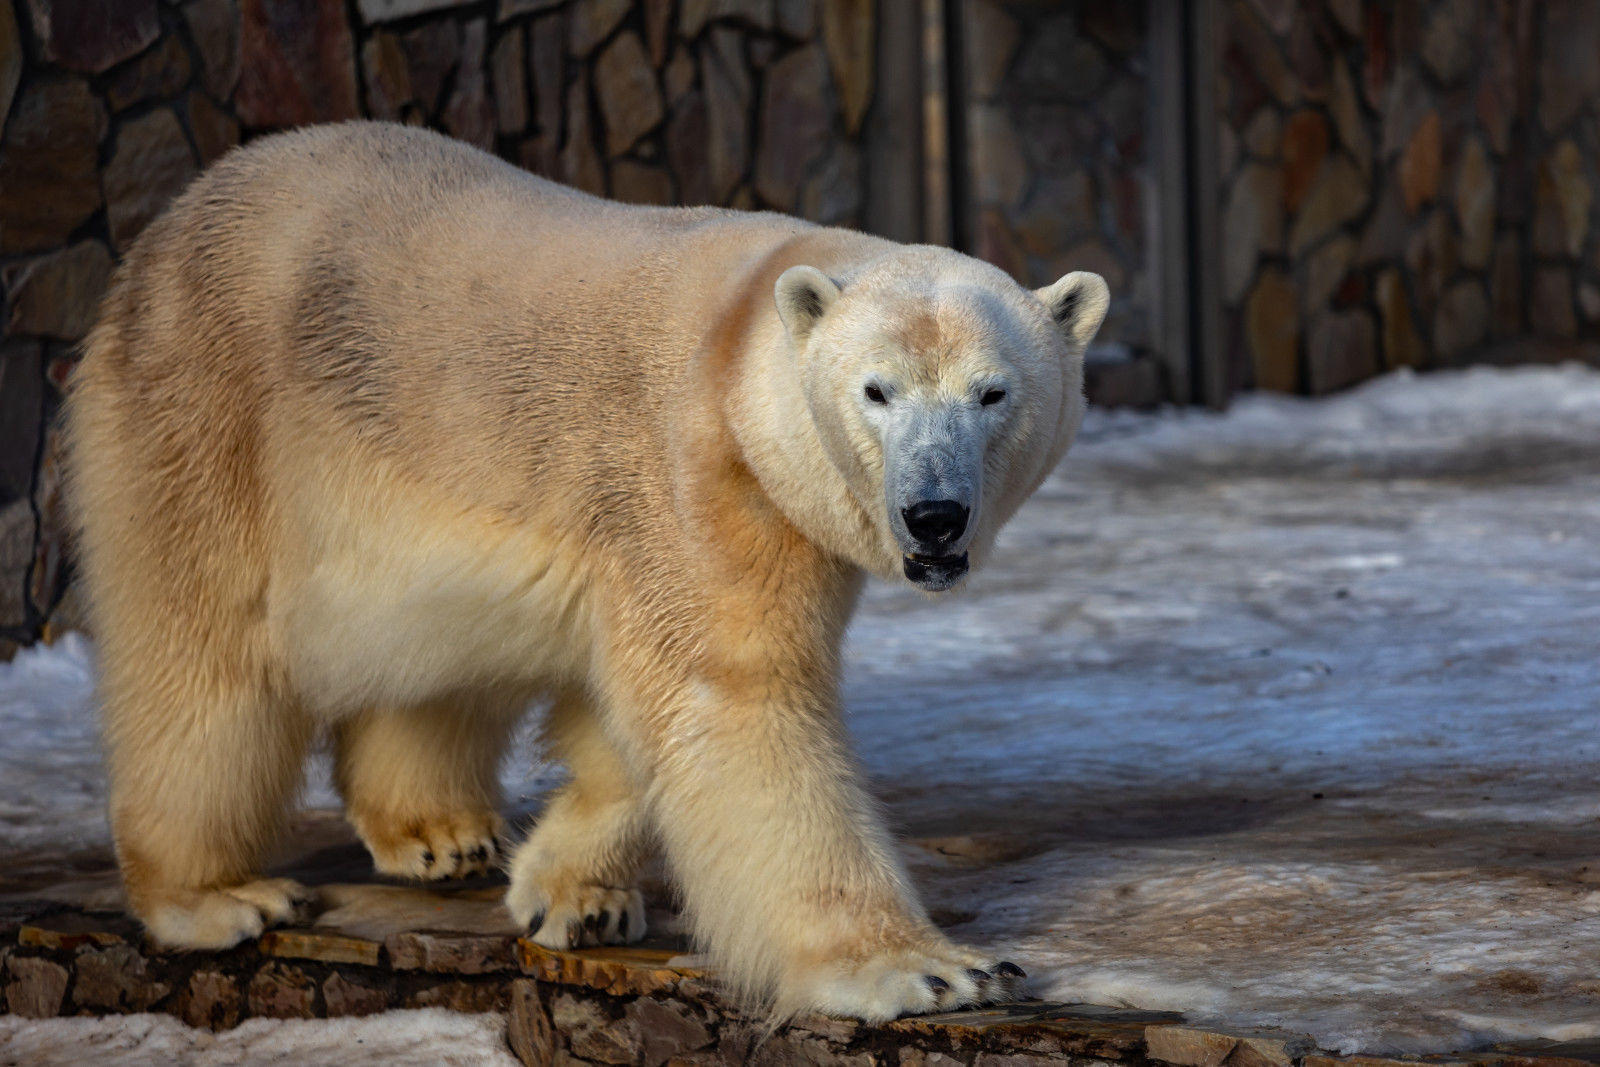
[4,892,1599,1066]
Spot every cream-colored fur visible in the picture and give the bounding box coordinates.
[67,122,1108,1019]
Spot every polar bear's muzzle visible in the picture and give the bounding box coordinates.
[902,550,969,591]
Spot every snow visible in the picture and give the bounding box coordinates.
[0,1009,520,1066]
[5,364,1600,1058]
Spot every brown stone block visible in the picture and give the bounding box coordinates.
[25,0,158,73]
[1281,110,1329,213]
[443,18,494,150]
[260,928,382,966]
[701,26,751,203]
[105,34,193,111]
[1222,162,1285,304]
[1539,2,1600,134]
[1399,110,1442,214]
[508,979,556,1067]
[1146,1024,1314,1067]
[560,77,606,195]
[492,25,528,135]
[17,922,122,950]
[73,945,171,1011]
[1531,267,1577,339]
[595,31,664,157]
[187,91,240,165]
[1534,142,1590,259]
[248,961,317,1018]
[322,971,390,1016]
[363,30,413,120]
[1376,268,1424,369]
[0,77,105,254]
[969,105,1027,208]
[180,970,242,1029]
[753,42,829,208]
[1433,280,1489,361]
[1245,267,1299,392]
[1289,155,1367,257]
[105,107,199,251]
[400,19,458,114]
[569,0,630,58]
[3,955,68,1017]
[680,0,773,39]
[184,0,242,101]
[820,0,872,135]
[236,0,359,129]
[0,1,20,130]
[407,978,505,1012]
[5,241,115,341]
[386,931,517,973]
[1456,136,1495,270]
[613,160,676,205]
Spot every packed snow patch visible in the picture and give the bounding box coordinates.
[4,364,1600,1057]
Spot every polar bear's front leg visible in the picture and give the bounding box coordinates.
[630,673,1027,1020]
[506,691,651,947]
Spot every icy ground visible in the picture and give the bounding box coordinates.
[5,364,1600,1059]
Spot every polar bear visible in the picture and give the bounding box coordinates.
[67,122,1108,1020]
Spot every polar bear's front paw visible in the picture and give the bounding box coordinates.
[141,878,317,951]
[506,880,647,949]
[792,948,1028,1021]
[349,807,503,881]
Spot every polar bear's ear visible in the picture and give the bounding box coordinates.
[774,265,841,345]
[1036,271,1110,349]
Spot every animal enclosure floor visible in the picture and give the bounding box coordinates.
[5,364,1600,1057]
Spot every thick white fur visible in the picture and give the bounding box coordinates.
[66,122,1108,1019]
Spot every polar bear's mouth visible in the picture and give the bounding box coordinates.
[902,551,969,591]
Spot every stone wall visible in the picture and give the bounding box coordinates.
[959,0,1160,404]
[0,0,884,651]
[1217,0,1600,394]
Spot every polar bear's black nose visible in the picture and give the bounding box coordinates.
[903,499,969,548]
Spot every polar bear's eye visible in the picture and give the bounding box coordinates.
[981,388,1007,406]
[864,384,888,404]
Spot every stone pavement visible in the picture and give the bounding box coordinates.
[3,842,1599,1067]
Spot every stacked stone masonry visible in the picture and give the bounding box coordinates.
[4,902,1599,1066]
[1217,0,1600,393]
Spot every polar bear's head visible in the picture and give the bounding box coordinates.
[774,247,1109,592]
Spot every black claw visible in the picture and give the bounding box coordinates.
[527,911,545,933]
[618,911,629,938]
[995,961,1026,979]
[597,910,612,937]
[967,968,991,984]
[469,845,488,863]
[449,850,462,865]
[925,975,950,993]
[420,850,434,867]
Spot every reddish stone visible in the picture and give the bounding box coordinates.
[236,0,359,129]
[248,962,317,1018]
[180,970,241,1030]
[1280,110,1329,213]
[322,972,390,1016]
[0,77,105,254]
[104,107,199,251]
[753,43,830,208]
[3,956,67,1017]
[24,0,158,73]
[1398,110,1442,214]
